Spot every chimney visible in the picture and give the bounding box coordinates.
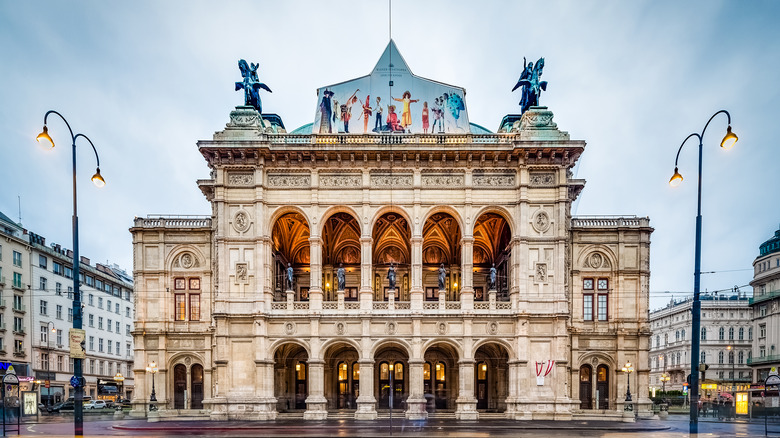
[80,256,90,266]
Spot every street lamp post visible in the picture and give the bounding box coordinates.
[36,111,105,437]
[622,362,634,411]
[146,362,158,411]
[669,109,737,435]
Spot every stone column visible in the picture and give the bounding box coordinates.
[460,236,475,310]
[308,237,323,311]
[254,359,278,419]
[410,236,424,311]
[355,360,377,419]
[455,359,478,420]
[304,359,328,420]
[405,359,427,419]
[359,237,374,311]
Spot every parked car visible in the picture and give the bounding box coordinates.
[48,401,74,412]
[119,399,132,408]
[84,400,107,410]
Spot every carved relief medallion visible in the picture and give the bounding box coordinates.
[180,252,194,269]
[437,322,448,335]
[336,322,346,335]
[236,263,248,283]
[284,322,296,335]
[184,357,192,366]
[532,211,551,233]
[535,263,548,283]
[386,322,397,335]
[233,210,251,233]
[487,321,499,335]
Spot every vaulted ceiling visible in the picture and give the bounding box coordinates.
[473,213,510,266]
[272,212,311,265]
[372,213,411,265]
[423,213,461,265]
[322,212,361,265]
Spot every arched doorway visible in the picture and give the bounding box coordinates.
[473,343,509,412]
[423,212,461,301]
[579,365,593,409]
[274,343,309,411]
[272,212,311,301]
[375,343,408,409]
[173,364,186,409]
[321,212,361,301]
[191,364,204,409]
[372,213,411,301]
[473,213,511,300]
[423,342,459,410]
[324,342,360,410]
[596,364,609,409]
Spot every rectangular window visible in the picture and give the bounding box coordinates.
[13,317,23,333]
[39,255,47,269]
[98,317,103,330]
[190,294,201,321]
[67,287,73,299]
[89,336,94,350]
[85,276,94,287]
[107,340,112,354]
[126,324,131,336]
[107,319,112,332]
[14,340,23,354]
[53,262,63,276]
[89,314,94,327]
[57,355,63,372]
[55,282,62,295]
[41,352,49,370]
[13,295,23,311]
[115,303,119,314]
[597,294,608,321]
[13,250,22,267]
[98,297,103,309]
[90,360,95,374]
[126,307,131,317]
[13,272,22,289]
[56,304,63,319]
[67,308,73,322]
[583,294,593,321]
[40,300,48,315]
[98,338,103,352]
[64,266,73,279]
[57,329,63,345]
[116,321,120,333]
[104,283,111,293]
[88,294,93,306]
[39,276,47,291]
[95,279,103,290]
[40,325,49,343]
[760,324,766,338]
[760,306,767,317]
[175,294,186,321]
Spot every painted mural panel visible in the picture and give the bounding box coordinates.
[314,41,470,135]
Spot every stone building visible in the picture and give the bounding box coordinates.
[130,42,653,421]
[0,212,32,377]
[749,225,780,383]
[649,294,752,398]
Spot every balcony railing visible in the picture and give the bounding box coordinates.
[571,216,651,228]
[11,281,26,291]
[749,289,780,305]
[747,354,780,365]
[12,304,25,314]
[266,132,522,146]
[133,215,211,229]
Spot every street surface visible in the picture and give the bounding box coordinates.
[9,413,780,437]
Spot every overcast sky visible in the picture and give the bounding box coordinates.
[2,1,778,310]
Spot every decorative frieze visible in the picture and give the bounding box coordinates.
[422,173,464,188]
[370,173,413,188]
[319,174,362,188]
[529,172,556,186]
[267,173,311,188]
[473,173,515,188]
[227,172,254,186]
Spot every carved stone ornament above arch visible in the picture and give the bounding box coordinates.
[173,250,201,270]
[582,251,611,270]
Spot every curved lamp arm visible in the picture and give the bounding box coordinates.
[38,111,105,187]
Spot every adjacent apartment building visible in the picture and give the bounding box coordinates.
[649,293,752,398]
[750,225,780,383]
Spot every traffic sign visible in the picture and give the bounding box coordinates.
[70,375,80,388]
[766,374,780,387]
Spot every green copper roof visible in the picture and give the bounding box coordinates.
[759,225,780,256]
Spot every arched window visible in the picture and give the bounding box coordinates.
[728,351,734,364]
[675,331,680,342]
[719,327,725,340]
[749,327,753,340]
[656,335,660,347]
[682,329,686,340]
[738,351,744,364]
[676,352,681,365]
[718,351,724,364]
[739,327,744,340]
[701,351,706,363]
[729,327,734,340]
[701,328,707,340]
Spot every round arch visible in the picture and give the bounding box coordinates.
[470,205,515,237]
[165,244,208,273]
[577,352,617,370]
[420,205,465,237]
[471,338,516,360]
[266,205,313,236]
[576,244,618,271]
[167,351,206,369]
[369,205,413,237]
[318,205,363,236]
[269,339,312,358]
[370,338,412,358]
[320,337,362,359]
[421,338,464,359]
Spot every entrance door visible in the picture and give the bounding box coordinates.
[596,365,609,410]
[434,362,447,409]
[173,364,186,409]
[378,362,391,408]
[337,362,349,409]
[392,362,404,409]
[579,365,593,409]
[191,364,204,409]
[295,361,307,409]
[476,362,488,409]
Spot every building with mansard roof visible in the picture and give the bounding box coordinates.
[129,41,653,421]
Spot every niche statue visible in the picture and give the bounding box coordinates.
[337,263,346,291]
[489,263,497,290]
[387,263,396,291]
[285,263,294,291]
[438,263,446,291]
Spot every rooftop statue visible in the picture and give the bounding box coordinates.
[512,57,547,114]
[236,59,272,113]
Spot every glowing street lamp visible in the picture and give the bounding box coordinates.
[146,361,159,411]
[622,362,634,409]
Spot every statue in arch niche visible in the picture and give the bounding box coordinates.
[337,263,346,291]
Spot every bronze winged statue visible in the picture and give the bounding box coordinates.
[512,57,547,114]
[236,59,272,113]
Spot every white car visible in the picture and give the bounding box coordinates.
[84,400,107,410]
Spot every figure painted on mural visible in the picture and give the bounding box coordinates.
[387,263,396,290]
[341,90,359,133]
[235,59,272,113]
[512,56,547,114]
[392,91,419,133]
[332,98,340,126]
[444,92,465,131]
[438,263,446,291]
[422,101,429,133]
[359,95,373,134]
[374,97,383,131]
[337,263,346,291]
[489,263,497,290]
[286,263,294,291]
[318,90,334,134]
[431,97,445,133]
[385,105,403,132]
